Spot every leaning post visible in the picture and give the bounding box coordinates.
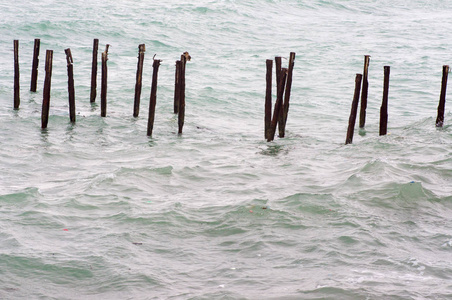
[436,65,449,127]
[345,74,363,144]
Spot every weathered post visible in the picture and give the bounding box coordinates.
[359,55,370,128]
[178,53,190,134]
[275,56,282,98]
[30,38,40,92]
[133,44,146,117]
[90,38,99,103]
[265,59,273,140]
[279,52,296,137]
[41,50,53,129]
[14,40,20,109]
[174,60,181,114]
[436,65,449,127]
[379,66,390,136]
[268,68,288,142]
[345,74,363,144]
[147,59,162,136]
[65,48,76,123]
[100,45,109,117]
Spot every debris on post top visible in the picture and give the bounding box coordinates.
[14,40,20,110]
[359,55,370,128]
[30,38,40,93]
[436,65,449,127]
[379,66,390,136]
[65,48,76,123]
[133,44,146,118]
[345,73,363,145]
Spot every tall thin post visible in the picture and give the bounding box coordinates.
[174,60,181,114]
[345,74,363,144]
[90,38,99,103]
[436,65,449,127]
[275,56,282,99]
[100,45,109,117]
[65,48,76,123]
[30,38,40,92]
[133,44,146,117]
[14,40,20,109]
[265,59,273,140]
[279,52,296,138]
[147,59,162,136]
[379,66,390,136]
[268,68,287,142]
[178,55,186,134]
[359,55,370,128]
[41,50,53,129]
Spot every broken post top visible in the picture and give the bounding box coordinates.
[64,48,73,65]
[138,44,146,54]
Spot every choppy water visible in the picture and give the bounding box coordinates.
[1,0,452,299]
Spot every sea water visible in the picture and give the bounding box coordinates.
[0,0,451,299]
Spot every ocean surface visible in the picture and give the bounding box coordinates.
[1,0,452,299]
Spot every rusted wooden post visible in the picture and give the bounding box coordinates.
[279,52,296,138]
[65,48,76,123]
[265,59,273,140]
[436,65,449,127]
[345,74,363,144]
[100,45,109,117]
[14,40,20,109]
[90,38,99,103]
[30,38,40,92]
[133,44,146,117]
[41,50,53,129]
[147,59,162,136]
[268,68,287,142]
[379,66,390,136]
[178,55,186,134]
[174,60,181,114]
[359,55,370,128]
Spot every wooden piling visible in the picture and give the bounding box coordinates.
[41,50,53,129]
[90,38,99,103]
[30,38,40,92]
[65,48,76,123]
[13,40,20,109]
[275,56,282,98]
[436,65,449,127]
[268,68,288,142]
[147,59,162,136]
[345,74,363,144]
[100,45,109,117]
[278,52,296,138]
[133,44,146,117]
[379,66,390,136]
[174,60,181,114]
[178,55,186,134]
[265,59,273,140]
[359,55,370,128]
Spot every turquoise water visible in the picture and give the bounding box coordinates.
[1,0,452,299]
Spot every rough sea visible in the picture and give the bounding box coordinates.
[1,0,452,299]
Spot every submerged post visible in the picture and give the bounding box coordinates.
[41,50,53,129]
[65,48,76,123]
[279,52,296,138]
[30,38,40,92]
[436,65,449,127]
[265,59,273,140]
[359,55,370,128]
[268,68,288,142]
[147,59,162,136]
[14,40,20,109]
[133,44,146,117]
[101,44,109,117]
[379,66,390,136]
[345,74,363,144]
[174,60,181,114]
[90,38,99,103]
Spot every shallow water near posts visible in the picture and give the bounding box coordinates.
[1,0,452,299]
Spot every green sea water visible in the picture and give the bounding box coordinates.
[1,0,452,299]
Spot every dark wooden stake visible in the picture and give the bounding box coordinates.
[13,40,20,109]
[133,44,146,117]
[265,59,273,140]
[65,48,76,123]
[379,66,390,136]
[436,65,449,127]
[30,38,40,92]
[278,52,296,138]
[359,55,370,128]
[90,38,99,103]
[345,74,363,144]
[174,60,181,114]
[100,45,109,117]
[275,56,282,98]
[267,68,288,142]
[178,55,186,134]
[41,50,53,129]
[147,59,162,136]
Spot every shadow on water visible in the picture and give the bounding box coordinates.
[259,143,287,156]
